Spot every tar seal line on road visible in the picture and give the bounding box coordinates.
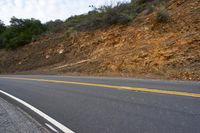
[0,77,200,98]
[0,90,75,133]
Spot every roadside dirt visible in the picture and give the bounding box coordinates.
[0,0,199,80]
[0,97,49,133]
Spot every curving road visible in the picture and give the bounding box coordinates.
[0,75,200,133]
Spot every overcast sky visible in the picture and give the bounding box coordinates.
[0,0,130,25]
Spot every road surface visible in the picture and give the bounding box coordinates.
[0,75,199,133]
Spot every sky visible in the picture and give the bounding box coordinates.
[0,0,130,25]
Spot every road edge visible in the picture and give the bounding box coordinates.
[0,90,74,133]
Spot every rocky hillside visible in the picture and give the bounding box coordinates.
[0,0,199,80]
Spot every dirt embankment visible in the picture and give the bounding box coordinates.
[0,0,199,80]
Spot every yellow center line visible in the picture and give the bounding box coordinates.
[0,77,200,98]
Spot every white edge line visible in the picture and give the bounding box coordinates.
[45,123,59,133]
[0,90,74,133]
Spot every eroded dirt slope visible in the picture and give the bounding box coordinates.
[0,0,199,80]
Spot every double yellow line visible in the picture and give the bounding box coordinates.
[0,77,200,98]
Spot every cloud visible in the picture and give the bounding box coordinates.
[0,0,130,25]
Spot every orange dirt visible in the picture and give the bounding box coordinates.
[0,0,199,80]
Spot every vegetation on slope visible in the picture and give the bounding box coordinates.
[0,0,199,80]
[0,0,168,50]
[0,20,6,48]
[0,17,46,50]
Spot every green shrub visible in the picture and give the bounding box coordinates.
[0,20,6,34]
[46,19,66,33]
[0,20,6,48]
[0,0,168,50]
[156,8,169,23]
[7,33,31,49]
[102,12,133,26]
[65,28,78,39]
[0,36,3,49]
[2,17,47,50]
[64,0,167,32]
[65,2,136,31]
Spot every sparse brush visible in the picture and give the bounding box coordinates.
[64,0,169,32]
[65,28,78,39]
[156,7,169,23]
[150,0,170,23]
[144,3,154,15]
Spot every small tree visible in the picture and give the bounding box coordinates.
[0,20,6,34]
[0,20,6,48]
[46,19,65,33]
[2,17,46,50]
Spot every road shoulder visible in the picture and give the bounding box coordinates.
[0,97,50,133]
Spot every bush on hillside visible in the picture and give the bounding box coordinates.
[156,3,169,23]
[2,17,47,50]
[65,2,136,31]
[64,0,167,31]
[46,19,66,33]
[156,9,169,23]
[0,0,168,50]
[132,0,169,23]
[0,20,6,34]
[0,36,3,49]
[65,28,78,39]
[6,33,31,49]
[0,20,6,48]
[102,11,133,26]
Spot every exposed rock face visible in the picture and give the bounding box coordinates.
[0,0,199,80]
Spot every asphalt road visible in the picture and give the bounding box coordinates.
[0,75,200,133]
